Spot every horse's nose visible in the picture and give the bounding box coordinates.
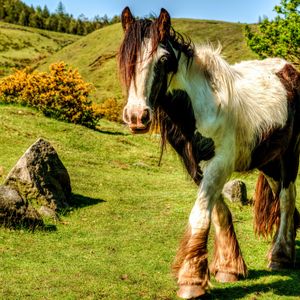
[123,106,152,133]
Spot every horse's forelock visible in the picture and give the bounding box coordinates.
[118,19,161,90]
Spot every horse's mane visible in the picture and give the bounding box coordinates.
[194,45,238,110]
[118,18,195,90]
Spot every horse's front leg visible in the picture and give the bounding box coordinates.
[210,197,247,282]
[174,156,233,299]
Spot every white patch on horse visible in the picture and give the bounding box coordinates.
[168,45,288,171]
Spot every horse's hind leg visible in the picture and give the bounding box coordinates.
[210,196,247,282]
[269,181,297,269]
[269,148,299,269]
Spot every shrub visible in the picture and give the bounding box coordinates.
[93,98,124,123]
[0,62,100,128]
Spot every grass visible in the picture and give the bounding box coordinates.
[0,22,80,78]
[0,105,299,299]
[38,19,258,103]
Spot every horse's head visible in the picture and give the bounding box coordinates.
[119,7,179,133]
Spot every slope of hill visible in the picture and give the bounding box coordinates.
[0,21,80,77]
[38,19,258,103]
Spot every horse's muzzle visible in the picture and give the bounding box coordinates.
[123,105,152,134]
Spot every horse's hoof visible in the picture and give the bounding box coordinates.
[177,285,206,299]
[215,271,238,283]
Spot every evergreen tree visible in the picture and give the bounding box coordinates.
[56,1,66,16]
[18,10,27,26]
[42,5,50,19]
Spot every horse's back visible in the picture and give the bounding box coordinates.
[233,57,287,74]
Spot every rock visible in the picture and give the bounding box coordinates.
[0,185,43,228]
[4,138,71,212]
[222,179,248,205]
[39,205,58,220]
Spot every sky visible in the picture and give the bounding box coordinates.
[22,0,280,23]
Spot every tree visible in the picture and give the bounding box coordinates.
[56,1,66,16]
[245,0,300,66]
[18,10,27,26]
[42,5,50,19]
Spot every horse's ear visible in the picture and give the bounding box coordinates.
[157,8,171,41]
[121,7,135,32]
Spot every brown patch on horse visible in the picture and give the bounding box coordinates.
[211,229,247,278]
[276,64,300,102]
[210,200,247,279]
[154,90,215,184]
[172,226,192,277]
[249,124,292,170]
[250,64,300,171]
[172,226,210,288]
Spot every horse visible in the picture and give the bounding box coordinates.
[118,7,300,299]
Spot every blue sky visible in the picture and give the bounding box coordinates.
[23,0,280,23]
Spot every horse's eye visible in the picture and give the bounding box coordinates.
[160,56,168,63]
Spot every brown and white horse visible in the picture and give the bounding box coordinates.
[118,7,300,299]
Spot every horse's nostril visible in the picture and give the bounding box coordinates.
[141,108,151,125]
[130,112,137,124]
[123,107,130,124]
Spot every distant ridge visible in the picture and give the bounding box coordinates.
[0,21,80,77]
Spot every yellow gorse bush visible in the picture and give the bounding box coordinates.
[93,98,124,123]
[0,62,101,128]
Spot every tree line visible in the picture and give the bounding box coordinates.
[0,0,120,35]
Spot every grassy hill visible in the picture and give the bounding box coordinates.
[0,21,80,77]
[2,19,298,300]
[38,19,258,103]
[0,105,299,299]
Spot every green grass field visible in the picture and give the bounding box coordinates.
[0,22,80,78]
[1,17,299,300]
[0,105,299,300]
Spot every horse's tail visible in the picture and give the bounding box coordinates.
[254,172,300,237]
[254,172,279,237]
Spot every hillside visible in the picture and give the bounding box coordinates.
[38,19,259,103]
[0,21,80,77]
[0,105,299,299]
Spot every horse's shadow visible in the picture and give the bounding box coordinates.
[203,243,300,299]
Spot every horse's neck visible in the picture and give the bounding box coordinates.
[168,50,232,137]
